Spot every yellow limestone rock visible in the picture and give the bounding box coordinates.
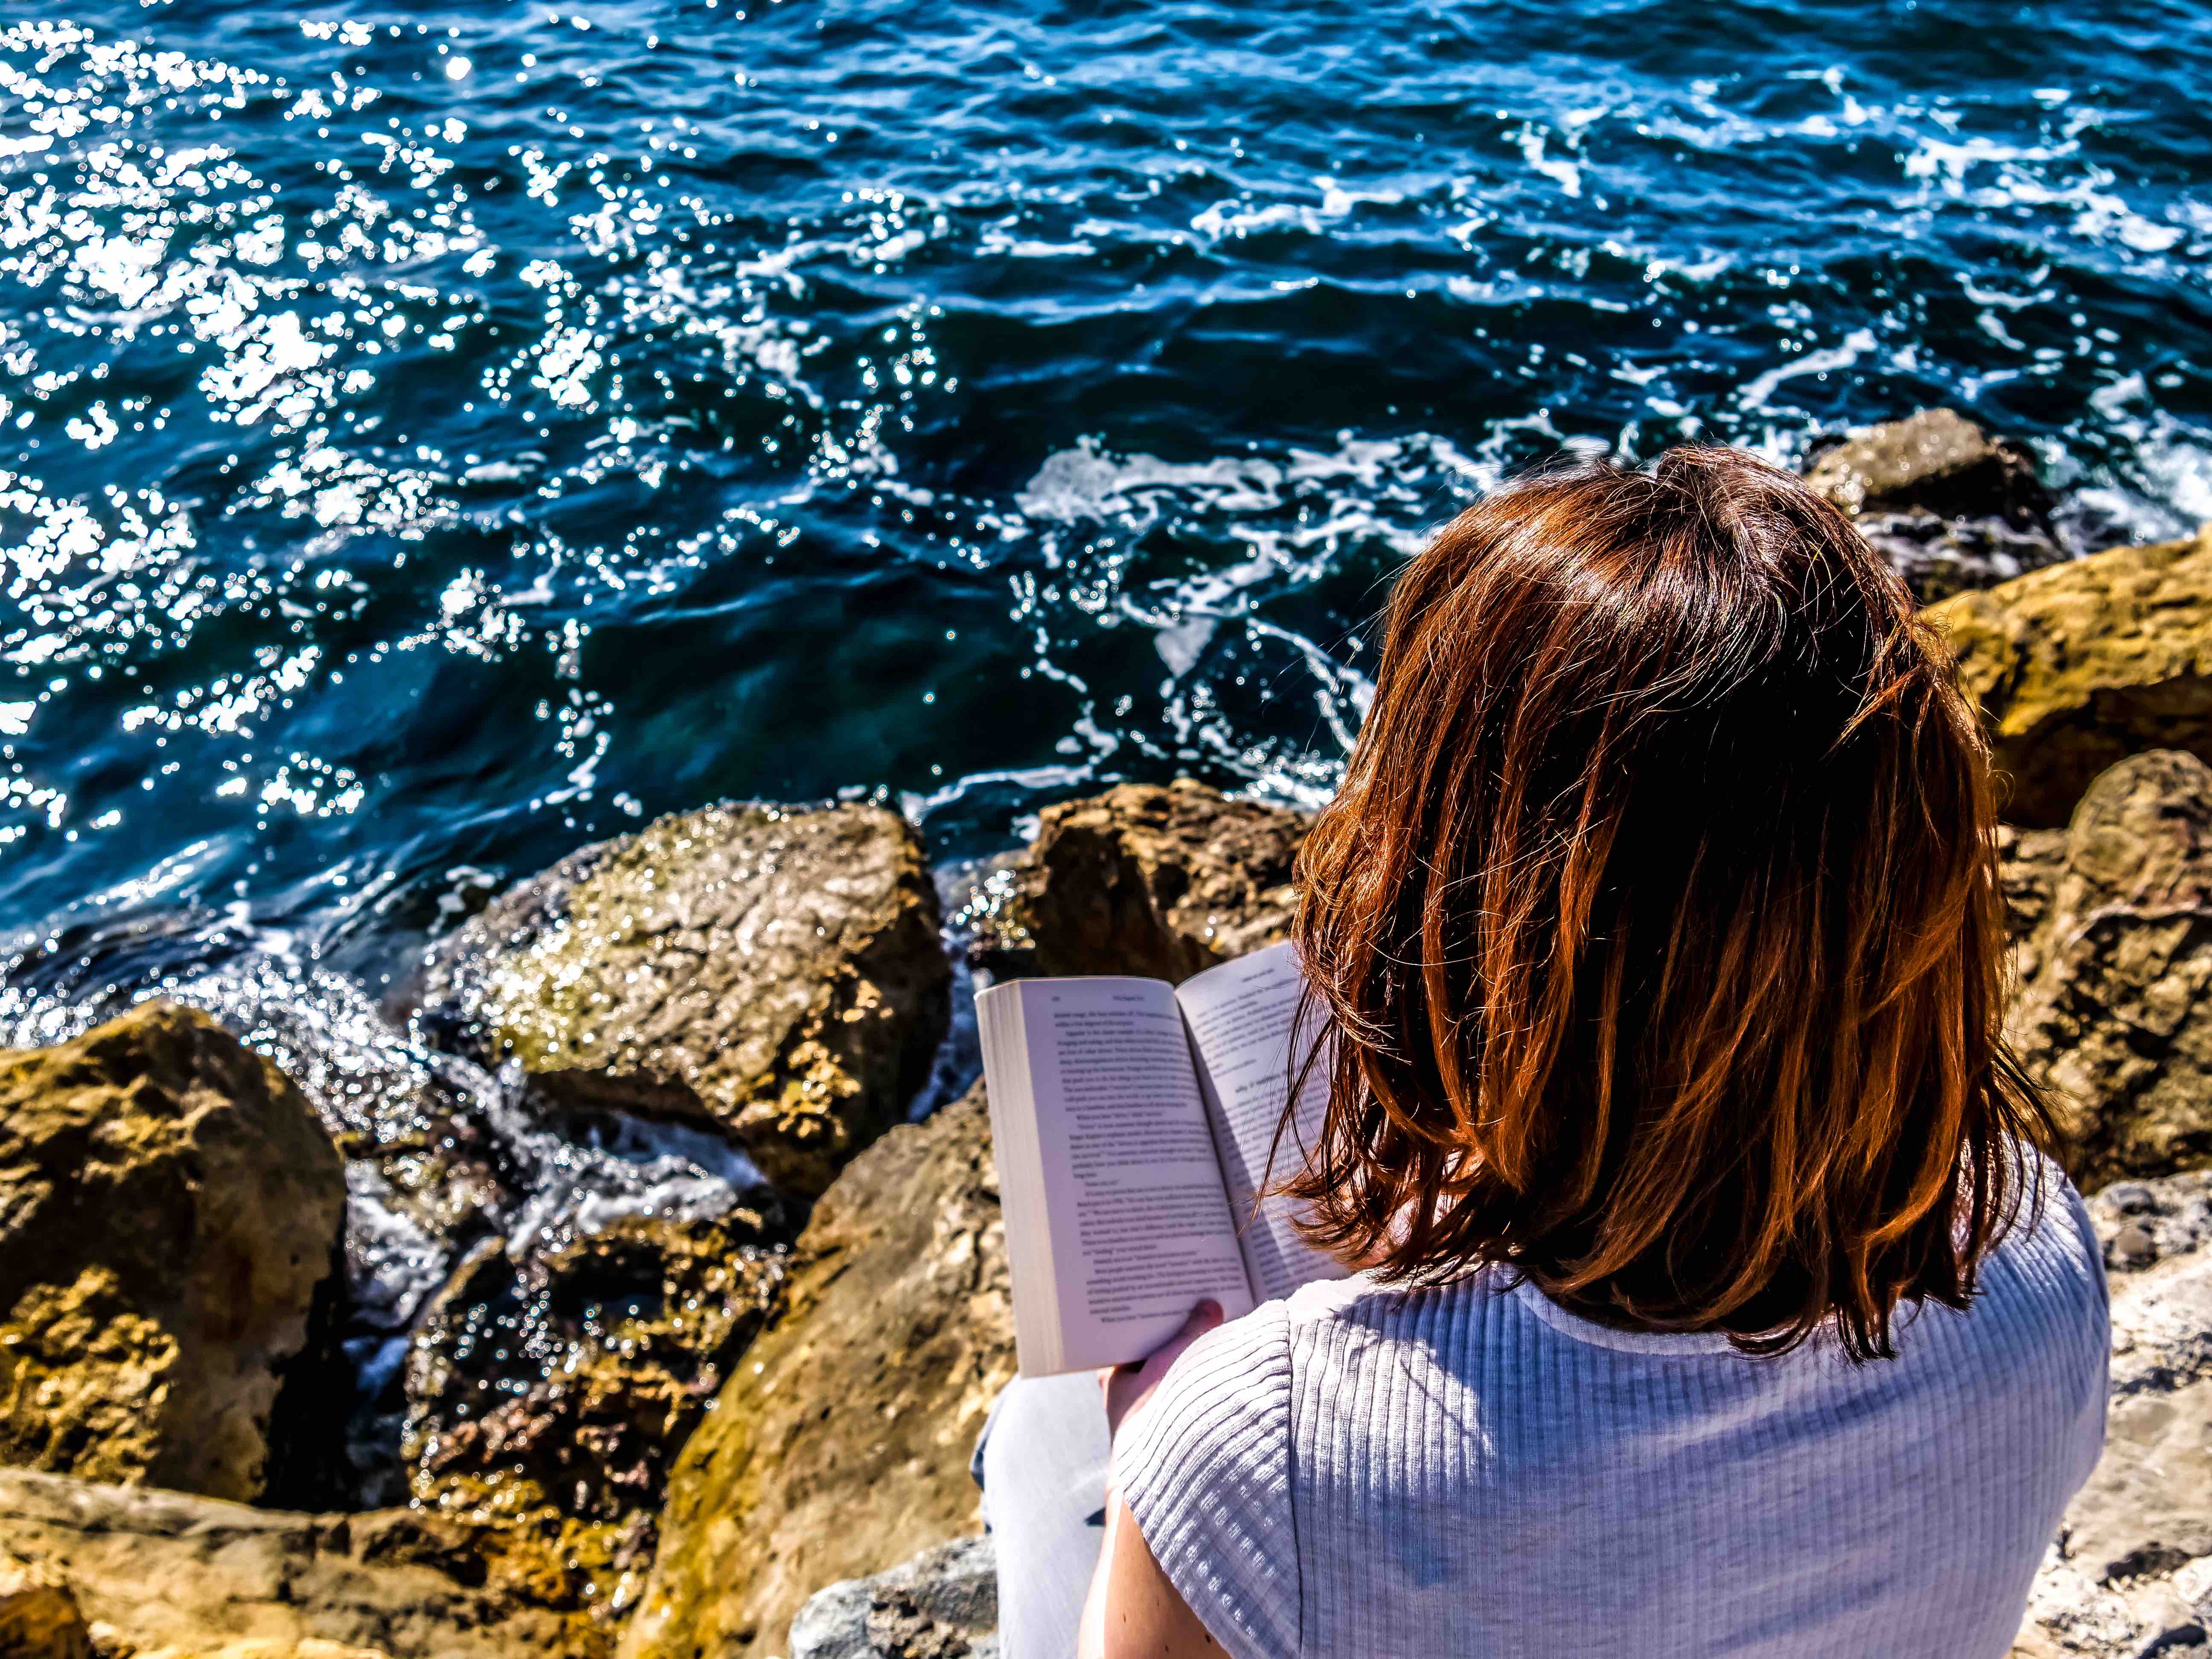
[1930,526,2212,827]
[0,1004,344,1503]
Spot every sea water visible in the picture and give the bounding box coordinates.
[2,0,2211,1478]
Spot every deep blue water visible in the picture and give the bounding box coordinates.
[6,0,2212,991]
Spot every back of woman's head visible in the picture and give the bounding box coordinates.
[1290,445,2053,1360]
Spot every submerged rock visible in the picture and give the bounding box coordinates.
[969,778,1307,983]
[619,1082,1012,1659]
[401,1205,787,1611]
[0,1003,345,1505]
[786,1535,998,1659]
[1931,525,2212,828]
[2013,1170,2212,1658]
[1805,406,2055,529]
[419,802,949,1197]
[0,1468,603,1659]
[2008,751,2212,1192]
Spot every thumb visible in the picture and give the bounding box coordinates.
[1104,1299,1232,1439]
[1149,1298,1225,1369]
[1182,1298,1226,1339]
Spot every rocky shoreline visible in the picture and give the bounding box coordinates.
[0,410,2208,1658]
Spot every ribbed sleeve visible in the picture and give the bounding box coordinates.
[1114,1301,1299,1659]
[1103,1151,2110,1659]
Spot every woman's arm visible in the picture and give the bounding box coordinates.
[1076,1298,1228,1659]
[1080,1493,1223,1657]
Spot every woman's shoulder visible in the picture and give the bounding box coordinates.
[1957,1150,2110,1363]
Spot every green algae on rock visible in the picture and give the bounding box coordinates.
[0,1003,345,1505]
[1930,525,2212,828]
[418,802,949,1197]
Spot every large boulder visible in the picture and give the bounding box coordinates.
[1805,406,2054,527]
[969,779,1307,983]
[1802,408,2065,604]
[2013,1170,2212,1657]
[0,1003,345,1504]
[2006,751,2212,1192]
[786,1536,997,1659]
[401,1205,786,1612]
[418,803,950,1197]
[617,1082,1012,1659]
[1930,526,2212,828]
[0,1468,603,1658]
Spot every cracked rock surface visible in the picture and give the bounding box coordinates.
[2006,751,2212,1192]
[966,777,1307,984]
[419,801,950,1197]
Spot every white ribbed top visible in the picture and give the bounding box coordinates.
[1114,1163,2110,1659]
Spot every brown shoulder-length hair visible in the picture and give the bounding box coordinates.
[1285,445,2055,1360]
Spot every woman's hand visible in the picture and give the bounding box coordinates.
[1099,1298,1224,1444]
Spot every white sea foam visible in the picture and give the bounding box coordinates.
[994,428,1511,812]
[1737,328,1879,412]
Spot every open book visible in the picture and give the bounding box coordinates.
[976,941,1339,1376]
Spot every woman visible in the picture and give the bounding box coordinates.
[975,446,2109,1659]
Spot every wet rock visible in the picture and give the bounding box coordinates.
[151,959,789,1513]
[1797,410,2067,602]
[401,1205,787,1613]
[0,1469,603,1659]
[1805,407,2055,530]
[1852,510,2070,605]
[2012,1171,2212,1658]
[786,1536,998,1659]
[1930,525,2212,828]
[619,1082,1012,1659]
[969,779,1307,984]
[0,1003,345,1504]
[168,972,512,1511]
[419,803,949,1197]
[2007,751,2212,1192]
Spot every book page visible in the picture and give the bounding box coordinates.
[980,976,1256,1375]
[1175,941,1339,1303]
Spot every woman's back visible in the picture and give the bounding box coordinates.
[1116,1164,2108,1659]
[992,449,2115,1659]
